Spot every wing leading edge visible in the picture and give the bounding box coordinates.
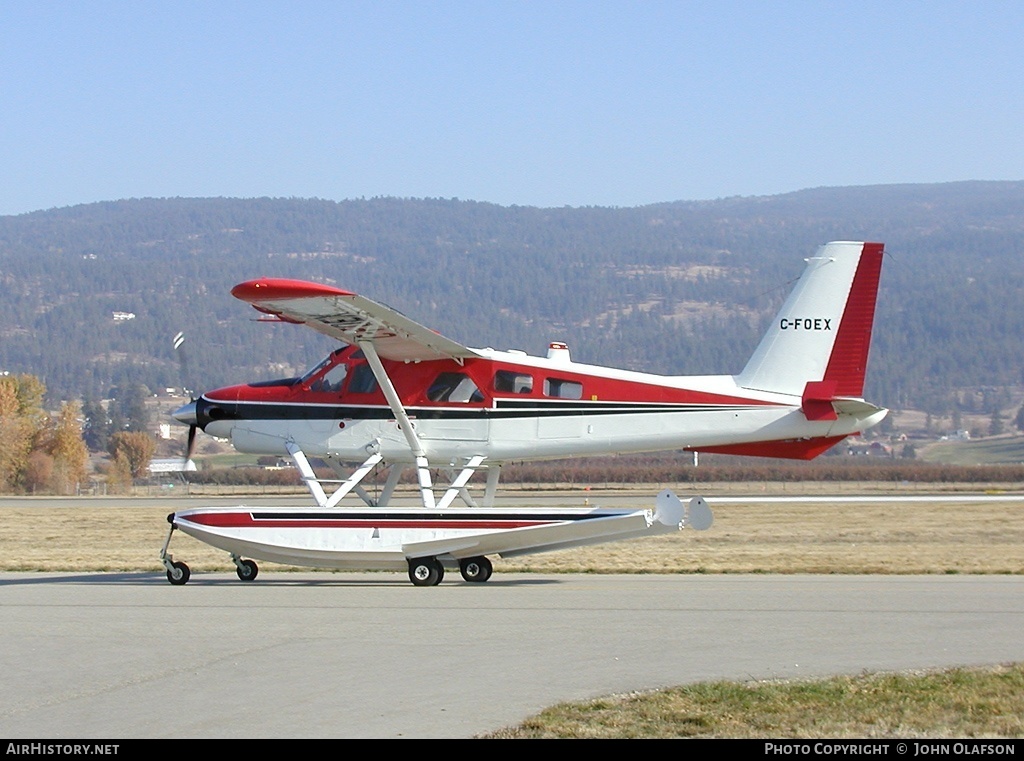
[232,278,481,363]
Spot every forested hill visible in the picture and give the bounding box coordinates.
[1,181,1022,417]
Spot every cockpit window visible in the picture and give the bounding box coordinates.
[298,351,377,395]
[298,355,333,386]
[427,372,483,403]
[309,363,347,393]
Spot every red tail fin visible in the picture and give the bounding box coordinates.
[821,242,884,397]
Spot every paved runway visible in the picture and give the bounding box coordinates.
[1,571,1022,738]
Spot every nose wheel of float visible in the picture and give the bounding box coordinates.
[233,556,259,581]
[166,560,190,585]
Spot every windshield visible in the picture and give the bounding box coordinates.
[297,354,333,385]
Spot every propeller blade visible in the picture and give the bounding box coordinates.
[172,330,193,399]
[186,424,197,461]
[172,331,200,465]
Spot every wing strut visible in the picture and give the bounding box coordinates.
[286,442,329,507]
[323,452,385,508]
[358,340,436,509]
[287,442,388,509]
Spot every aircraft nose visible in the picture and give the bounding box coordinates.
[172,400,198,426]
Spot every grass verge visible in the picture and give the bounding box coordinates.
[483,664,1024,738]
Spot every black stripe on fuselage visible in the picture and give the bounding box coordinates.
[198,397,772,423]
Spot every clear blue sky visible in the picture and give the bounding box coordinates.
[2,1,1023,215]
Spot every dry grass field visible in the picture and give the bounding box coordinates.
[2,482,1022,575]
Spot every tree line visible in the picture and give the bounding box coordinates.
[0,373,157,494]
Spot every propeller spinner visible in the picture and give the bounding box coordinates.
[172,399,200,461]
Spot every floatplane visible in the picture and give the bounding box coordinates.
[160,240,886,586]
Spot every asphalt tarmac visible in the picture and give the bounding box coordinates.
[2,571,1022,738]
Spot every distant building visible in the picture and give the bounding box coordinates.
[940,430,972,441]
[112,311,136,322]
[846,440,893,457]
[148,458,197,473]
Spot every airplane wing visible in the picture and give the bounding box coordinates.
[231,278,481,362]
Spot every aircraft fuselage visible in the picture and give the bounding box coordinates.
[196,344,884,463]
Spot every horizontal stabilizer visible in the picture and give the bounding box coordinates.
[801,381,888,423]
[831,398,888,418]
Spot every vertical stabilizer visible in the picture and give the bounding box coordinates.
[735,241,884,398]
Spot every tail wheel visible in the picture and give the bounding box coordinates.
[166,561,191,586]
[236,559,259,581]
[408,557,444,587]
[459,556,493,583]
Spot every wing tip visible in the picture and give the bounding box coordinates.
[232,278,354,304]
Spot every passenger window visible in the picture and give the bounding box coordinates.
[544,377,583,399]
[494,370,533,394]
[428,372,483,403]
[347,363,379,394]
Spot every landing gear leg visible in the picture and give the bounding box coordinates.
[160,517,191,585]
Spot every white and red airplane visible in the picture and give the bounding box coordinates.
[161,240,886,586]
